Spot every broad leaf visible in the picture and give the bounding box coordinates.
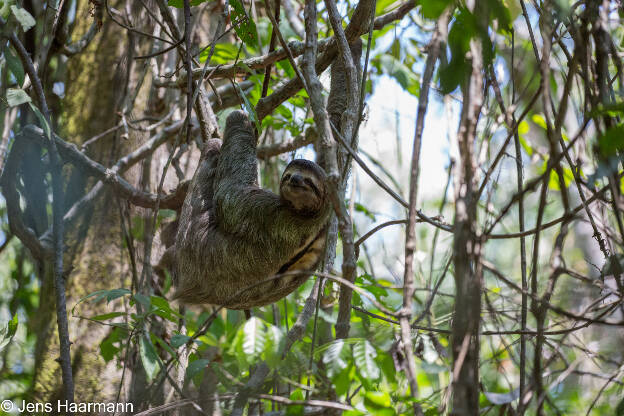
[230,0,258,48]
[10,5,35,31]
[421,0,453,19]
[354,340,380,381]
[186,358,210,380]
[242,317,266,357]
[364,391,395,416]
[171,334,192,348]
[6,88,30,107]
[322,339,350,377]
[4,46,25,85]
[139,334,160,382]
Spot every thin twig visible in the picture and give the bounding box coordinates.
[401,10,450,414]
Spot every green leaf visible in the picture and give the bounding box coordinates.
[153,335,177,359]
[322,339,350,377]
[377,55,420,97]
[230,0,258,48]
[375,0,398,15]
[171,334,192,348]
[6,88,31,107]
[354,202,376,221]
[234,83,261,133]
[361,284,388,301]
[420,0,453,19]
[275,105,293,120]
[151,295,176,312]
[28,103,52,140]
[597,124,624,157]
[99,327,126,362]
[242,317,267,357]
[100,337,118,362]
[150,295,183,321]
[106,288,132,302]
[152,309,177,323]
[518,135,533,156]
[377,352,398,384]
[439,9,474,93]
[3,46,25,85]
[0,0,12,19]
[99,339,119,362]
[365,391,390,407]
[167,0,206,8]
[546,164,573,191]
[134,293,152,309]
[276,59,295,78]
[588,101,624,118]
[234,60,255,75]
[532,114,547,130]
[185,358,210,380]
[286,389,305,415]
[517,120,533,156]
[488,0,512,33]
[264,324,284,368]
[72,288,131,315]
[197,333,219,347]
[368,321,394,352]
[8,314,17,336]
[199,43,240,64]
[130,216,145,240]
[344,411,366,416]
[10,5,35,31]
[333,365,352,397]
[0,314,18,352]
[364,391,395,416]
[139,334,161,382]
[517,120,529,135]
[354,340,380,381]
[228,323,246,367]
[616,396,624,416]
[91,312,126,321]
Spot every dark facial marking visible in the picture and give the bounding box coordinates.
[303,177,321,197]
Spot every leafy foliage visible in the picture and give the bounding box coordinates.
[1,0,624,414]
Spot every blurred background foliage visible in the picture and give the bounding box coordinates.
[1,0,624,414]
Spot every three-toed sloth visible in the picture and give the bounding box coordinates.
[172,110,331,309]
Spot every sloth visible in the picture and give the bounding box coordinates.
[172,110,331,309]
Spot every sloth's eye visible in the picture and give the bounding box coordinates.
[282,174,291,182]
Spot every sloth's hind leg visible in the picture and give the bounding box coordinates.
[172,138,222,302]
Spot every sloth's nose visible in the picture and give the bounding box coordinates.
[290,174,305,186]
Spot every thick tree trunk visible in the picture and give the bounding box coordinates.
[31,0,158,405]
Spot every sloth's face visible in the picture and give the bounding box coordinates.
[280,169,324,215]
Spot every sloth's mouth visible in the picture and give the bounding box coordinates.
[287,183,308,191]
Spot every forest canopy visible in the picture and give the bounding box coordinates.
[0,0,624,415]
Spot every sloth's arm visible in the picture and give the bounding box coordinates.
[212,111,303,242]
[214,110,258,190]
